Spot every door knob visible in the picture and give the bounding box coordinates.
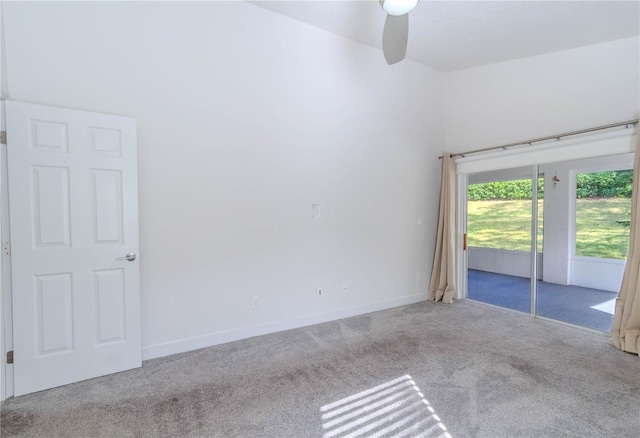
[116,252,137,262]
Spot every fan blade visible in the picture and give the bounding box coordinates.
[382,14,409,65]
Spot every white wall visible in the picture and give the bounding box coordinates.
[468,247,542,279]
[445,36,640,153]
[2,1,445,359]
[571,257,626,292]
[3,2,638,383]
[448,36,638,300]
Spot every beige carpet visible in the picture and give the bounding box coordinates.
[1,300,639,437]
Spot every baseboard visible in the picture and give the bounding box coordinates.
[142,293,427,361]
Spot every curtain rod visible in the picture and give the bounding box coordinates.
[439,119,639,159]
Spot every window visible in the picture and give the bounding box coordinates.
[575,170,632,260]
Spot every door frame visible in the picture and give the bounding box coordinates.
[1,127,14,401]
[458,166,540,311]
[455,173,467,301]
[1,99,12,401]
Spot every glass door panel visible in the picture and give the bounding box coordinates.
[536,158,633,331]
[466,167,534,313]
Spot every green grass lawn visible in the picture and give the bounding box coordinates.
[575,198,631,259]
[468,198,631,259]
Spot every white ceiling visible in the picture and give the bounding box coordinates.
[249,0,640,71]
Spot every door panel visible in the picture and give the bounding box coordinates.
[92,170,123,244]
[32,166,71,246]
[94,268,126,344]
[536,157,633,331]
[466,168,535,314]
[36,273,74,355]
[6,101,141,396]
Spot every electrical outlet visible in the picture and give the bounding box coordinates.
[416,272,421,282]
[317,288,323,298]
[252,296,260,308]
[342,284,348,293]
[417,217,422,226]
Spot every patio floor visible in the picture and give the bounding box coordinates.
[467,269,618,332]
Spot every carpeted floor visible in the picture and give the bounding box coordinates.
[468,269,617,331]
[1,300,638,437]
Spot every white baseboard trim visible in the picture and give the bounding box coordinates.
[142,293,427,361]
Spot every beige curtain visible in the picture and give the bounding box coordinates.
[611,133,640,355]
[428,154,456,304]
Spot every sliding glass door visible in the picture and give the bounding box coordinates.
[465,153,634,333]
[466,166,537,314]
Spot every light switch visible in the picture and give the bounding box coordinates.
[311,203,321,219]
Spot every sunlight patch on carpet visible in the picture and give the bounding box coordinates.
[320,375,451,438]
[590,298,616,315]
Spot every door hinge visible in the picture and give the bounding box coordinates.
[0,131,6,145]
[2,242,10,256]
[6,351,13,364]
[463,233,468,251]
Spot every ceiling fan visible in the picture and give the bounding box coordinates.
[380,0,419,65]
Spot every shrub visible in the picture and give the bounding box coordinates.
[576,170,632,198]
[469,170,632,201]
[468,179,544,201]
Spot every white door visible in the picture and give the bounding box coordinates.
[6,101,141,396]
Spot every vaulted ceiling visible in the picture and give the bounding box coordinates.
[250,0,640,71]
